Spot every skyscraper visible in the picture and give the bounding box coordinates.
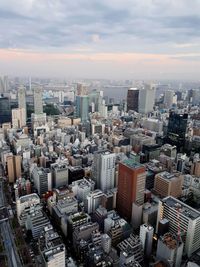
[166,112,188,152]
[0,75,9,93]
[139,224,154,258]
[156,196,200,257]
[76,95,89,122]
[18,85,26,121]
[92,151,116,192]
[127,88,139,112]
[12,108,26,128]
[139,84,155,114]
[117,159,146,220]
[0,97,11,124]
[33,87,43,114]
[164,90,174,109]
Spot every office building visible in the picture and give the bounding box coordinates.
[139,224,154,258]
[16,193,40,225]
[154,171,183,198]
[164,90,174,109]
[117,234,144,264]
[76,95,89,122]
[156,233,184,267]
[156,196,200,257]
[12,108,26,128]
[32,167,52,195]
[39,225,65,267]
[127,88,139,112]
[139,84,155,114]
[166,112,188,152]
[117,160,146,220]
[73,222,99,248]
[18,85,26,121]
[33,87,43,114]
[0,97,11,124]
[7,155,22,183]
[51,163,68,188]
[70,178,95,204]
[92,150,116,192]
[101,234,112,254]
[86,189,105,214]
[26,205,50,239]
[76,83,88,95]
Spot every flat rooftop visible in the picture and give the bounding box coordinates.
[122,159,144,170]
[162,196,200,220]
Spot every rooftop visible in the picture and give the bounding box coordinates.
[162,196,200,220]
[122,159,144,170]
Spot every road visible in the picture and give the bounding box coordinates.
[0,177,22,267]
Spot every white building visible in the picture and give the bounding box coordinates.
[139,84,155,114]
[164,90,174,109]
[139,224,154,258]
[86,189,105,214]
[156,196,200,257]
[92,150,116,192]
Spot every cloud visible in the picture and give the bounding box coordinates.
[0,0,200,54]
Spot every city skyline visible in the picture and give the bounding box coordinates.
[0,0,200,79]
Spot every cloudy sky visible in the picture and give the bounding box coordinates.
[0,0,200,79]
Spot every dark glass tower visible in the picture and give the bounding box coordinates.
[127,88,139,112]
[0,97,11,124]
[166,112,188,152]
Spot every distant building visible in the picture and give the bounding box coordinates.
[12,108,26,128]
[18,85,26,121]
[51,163,69,188]
[164,90,174,109]
[0,97,11,124]
[127,88,139,112]
[76,95,89,122]
[33,87,43,114]
[139,85,155,114]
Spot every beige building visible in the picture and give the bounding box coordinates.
[154,171,183,198]
[7,155,15,183]
[12,108,26,128]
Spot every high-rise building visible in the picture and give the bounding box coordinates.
[12,108,26,128]
[32,167,52,195]
[164,90,174,109]
[0,76,9,93]
[7,155,15,183]
[76,95,89,122]
[156,196,200,257]
[166,112,188,152]
[117,159,146,221]
[76,83,88,96]
[7,155,22,183]
[0,97,11,124]
[127,88,139,112]
[156,233,184,267]
[92,150,116,192]
[18,85,26,121]
[139,224,154,258]
[139,84,155,114]
[51,163,69,188]
[154,171,183,198]
[33,87,43,114]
